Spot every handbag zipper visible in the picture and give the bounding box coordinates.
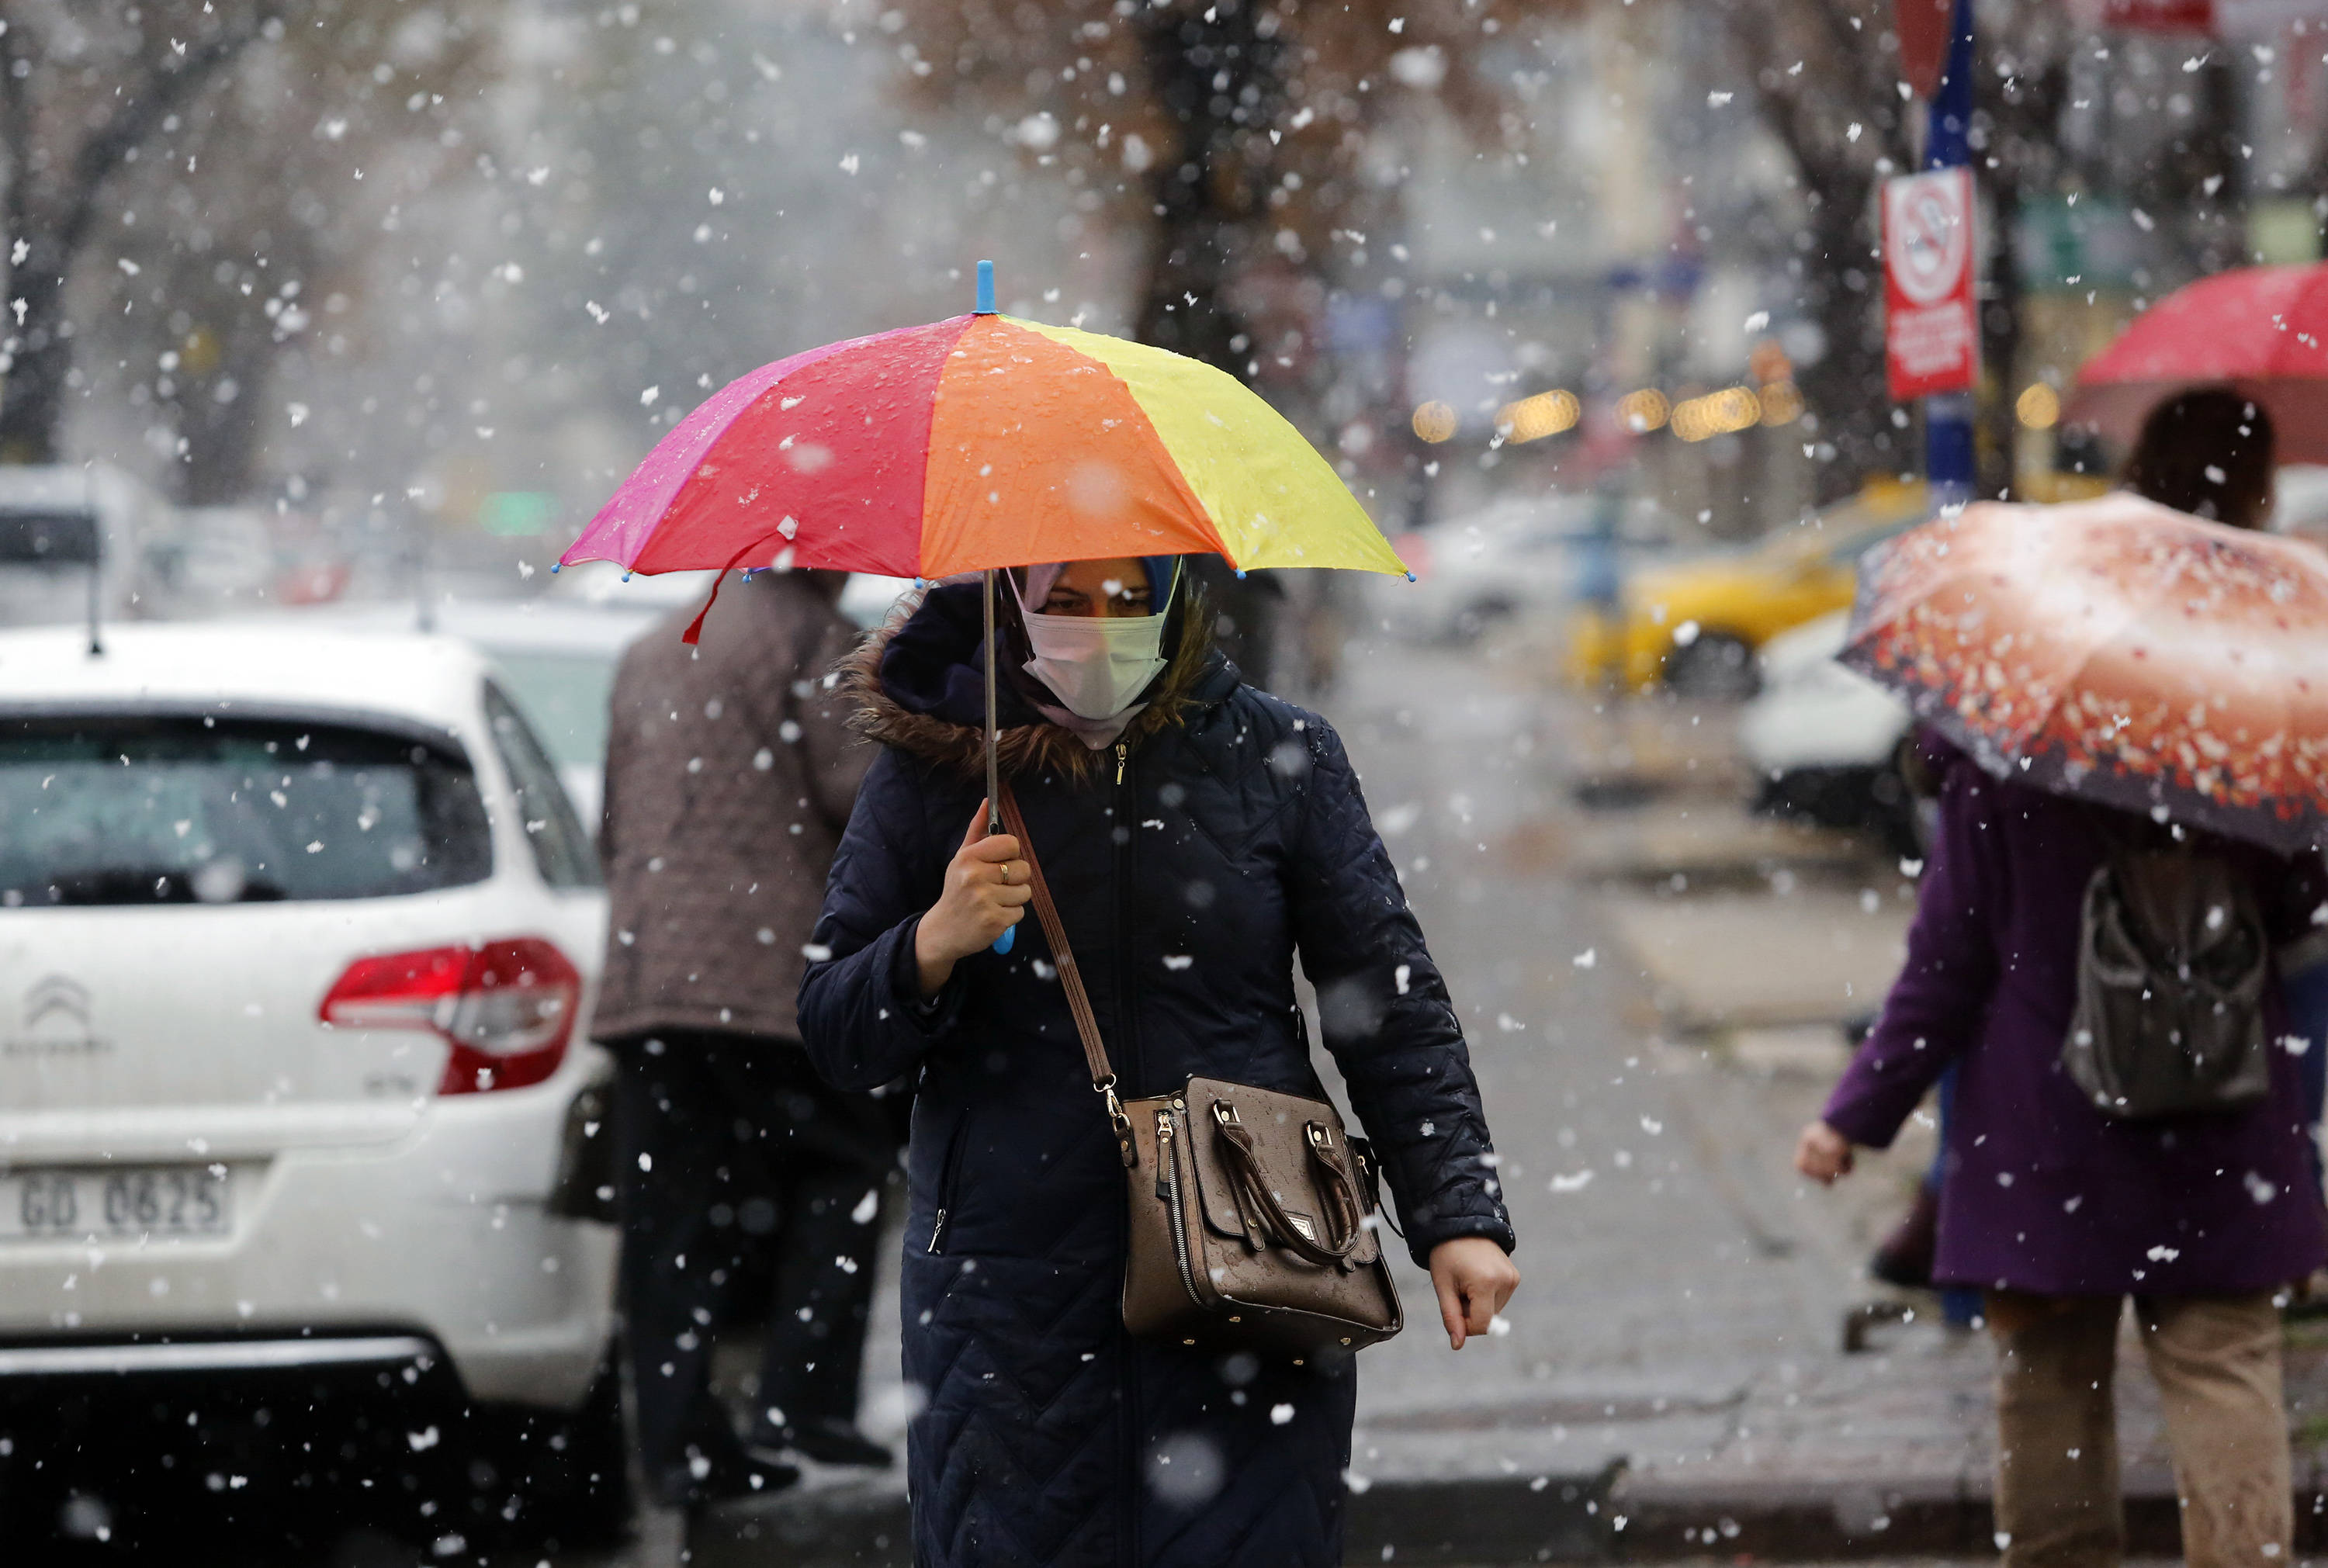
[1158,1109,1205,1307]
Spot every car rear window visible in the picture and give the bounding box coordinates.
[487,650,616,773]
[0,715,492,906]
[483,682,601,891]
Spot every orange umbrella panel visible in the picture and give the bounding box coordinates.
[920,320,1230,573]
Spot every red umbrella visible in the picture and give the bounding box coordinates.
[1841,493,2328,855]
[2068,262,2328,462]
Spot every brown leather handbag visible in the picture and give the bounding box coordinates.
[998,787,1403,1358]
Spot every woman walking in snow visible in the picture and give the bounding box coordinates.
[799,556,1518,1567]
[1798,395,2326,1568]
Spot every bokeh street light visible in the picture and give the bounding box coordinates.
[2016,382,2062,430]
[1496,389,1581,443]
[1614,388,1669,434]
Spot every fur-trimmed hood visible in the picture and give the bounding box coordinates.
[841,579,1234,781]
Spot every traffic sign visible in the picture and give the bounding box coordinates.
[1883,167,1979,401]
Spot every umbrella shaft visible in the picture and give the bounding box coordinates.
[985,569,1003,836]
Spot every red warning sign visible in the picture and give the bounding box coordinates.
[2101,0,2215,33]
[1883,167,1979,401]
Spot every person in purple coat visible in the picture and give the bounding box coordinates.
[1796,738,2328,1568]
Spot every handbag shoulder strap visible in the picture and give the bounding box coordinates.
[994,783,1137,1165]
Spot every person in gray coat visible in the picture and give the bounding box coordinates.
[594,567,890,1507]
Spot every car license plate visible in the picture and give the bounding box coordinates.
[0,1165,234,1241]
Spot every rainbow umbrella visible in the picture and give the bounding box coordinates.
[559,265,1405,589]
[559,262,1405,947]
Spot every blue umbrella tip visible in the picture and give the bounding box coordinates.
[622,570,632,583]
[549,562,561,574]
[1405,570,1418,583]
[1235,569,1247,580]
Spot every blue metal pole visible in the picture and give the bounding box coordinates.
[1921,0,1983,1331]
[1924,0,1977,510]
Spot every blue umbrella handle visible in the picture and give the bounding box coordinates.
[992,926,1015,955]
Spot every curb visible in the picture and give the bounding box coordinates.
[689,1468,2328,1564]
[1346,1466,1622,1563]
[689,1480,906,1568]
[687,1465,1623,1566]
[1609,1470,2325,1560]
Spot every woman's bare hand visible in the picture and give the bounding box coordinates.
[913,803,1032,996]
[1794,1120,1855,1185]
[1429,1236,1519,1350]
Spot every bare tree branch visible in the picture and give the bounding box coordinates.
[54,10,276,265]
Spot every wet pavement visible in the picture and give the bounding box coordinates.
[1323,639,1956,1491]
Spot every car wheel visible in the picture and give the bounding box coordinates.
[1448,596,1516,646]
[1664,632,1759,700]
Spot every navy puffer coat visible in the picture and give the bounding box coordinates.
[799,583,1514,1568]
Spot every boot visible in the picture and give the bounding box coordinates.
[755,1416,895,1469]
[1869,1185,1940,1289]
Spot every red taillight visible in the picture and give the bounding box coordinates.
[320,938,580,1096]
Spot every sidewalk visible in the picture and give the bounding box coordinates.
[691,642,2328,1565]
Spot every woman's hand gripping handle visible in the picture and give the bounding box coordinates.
[913,801,1032,998]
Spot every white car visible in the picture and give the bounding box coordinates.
[0,624,623,1549]
[2273,463,2328,546]
[1367,493,1674,645]
[1738,611,1921,854]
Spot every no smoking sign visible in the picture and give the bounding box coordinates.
[1883,167,1978,400]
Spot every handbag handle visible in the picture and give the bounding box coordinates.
[1210,1103,1367,1268]
[994,784,1137,1165]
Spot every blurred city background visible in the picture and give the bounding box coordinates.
[18,0,2328,632]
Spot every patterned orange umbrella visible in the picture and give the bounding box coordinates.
[1841,493,2328,853]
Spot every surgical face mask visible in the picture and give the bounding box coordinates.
[1020,604,1170,721]
[1011,564,1175,723]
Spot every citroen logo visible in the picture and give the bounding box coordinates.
[25,974,90,1031]
[6,974,105,1057]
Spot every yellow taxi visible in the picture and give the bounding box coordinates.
[1568,479,1932,697]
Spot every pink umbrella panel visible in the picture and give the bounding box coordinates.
[2066,262,2328,464]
